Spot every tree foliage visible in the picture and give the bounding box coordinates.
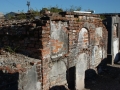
[16,13,26,20]
[40,5,63,14]
[100,15,106,20]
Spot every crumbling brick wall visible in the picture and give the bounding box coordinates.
[0,12,108,90]
[64,12,107,90]
[0,52,41,90]
[39,12,108,90]
[0,19,45,90]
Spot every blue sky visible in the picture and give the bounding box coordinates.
[0,0,120,14]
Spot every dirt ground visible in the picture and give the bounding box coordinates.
[85,64,120,90]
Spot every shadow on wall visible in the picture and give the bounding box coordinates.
[66,66,75,90]
[15,26,43,59]
[85,57,120,90]
[49,85,68,90]
[0,25,43,59]
[97,58,107,74]
[0,70,19,90]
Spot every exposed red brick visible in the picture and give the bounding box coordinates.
[16,64,22,69]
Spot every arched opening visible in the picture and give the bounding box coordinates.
[78,28,89,49]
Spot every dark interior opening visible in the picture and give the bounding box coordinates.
[66,66,75,90]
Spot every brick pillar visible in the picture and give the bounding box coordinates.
[40,19,51,90]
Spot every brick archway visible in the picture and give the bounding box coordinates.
[78,28,89,49]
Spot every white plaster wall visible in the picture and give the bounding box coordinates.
[23,65,40,90]
[91,46,98,66]
[49,61,66,77]
[102,48,107,59]
[91,46,103,68]
[113,38,119,62]
[51,21,61,40]
[96,27,102,37]
[49,61,67,85]
[50,21,68,40]
[76,53,87,90]
[36,82,41,90]
[50,21,68,57]
[95,27,103,45]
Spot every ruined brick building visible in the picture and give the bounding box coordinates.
[0,12,108,90]
[102,13,120,65]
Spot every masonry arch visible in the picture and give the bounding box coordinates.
[78,28,90,49]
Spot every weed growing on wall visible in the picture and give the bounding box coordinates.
[4,46,19,53]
